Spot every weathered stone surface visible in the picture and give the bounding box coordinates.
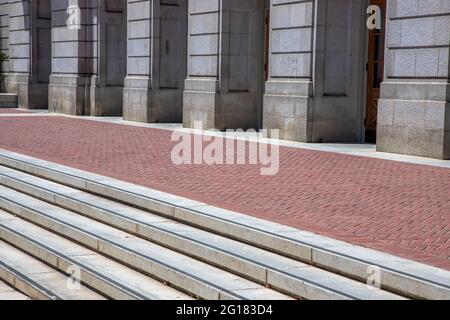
[378,0,450,159]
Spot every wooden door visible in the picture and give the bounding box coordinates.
[365,0,386,143]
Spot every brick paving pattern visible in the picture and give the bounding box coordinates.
[0,109,31,114]
[0,116,449,270]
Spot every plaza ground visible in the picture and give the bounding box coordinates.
[0,110,449,271]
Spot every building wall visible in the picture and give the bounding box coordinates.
[1,0,449,160]
[183,0,266,130]
[124,0,187,123]
[0,0,9,81]
[5,0,51,109]
[377,0,450,159]
[263,0,367,143]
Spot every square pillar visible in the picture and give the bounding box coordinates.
[49,0,94,115]
[7,0,51,109]
[377,0,450,159]
[263,0,368,142]
[183,0,265,130]
[124,0,187,123]
[0,0,10,93]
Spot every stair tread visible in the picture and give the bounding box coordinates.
[0,166,405,300]
[0,240,104,300]
[0,279,30,300]
[0,210,193,300]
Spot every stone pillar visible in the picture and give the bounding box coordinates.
[183,0,266,130]
[49,0,93,115]
[0,0,9,90]
[263,0,367,142]
[7,0,51,109]
[89,0,126,116]
[124,0,187,123]
[377,0,450,159]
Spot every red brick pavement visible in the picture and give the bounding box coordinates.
[0,109,31,114]
[0,116,449,270]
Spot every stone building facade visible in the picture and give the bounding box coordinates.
[0,0,449,159]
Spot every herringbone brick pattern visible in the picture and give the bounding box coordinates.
[0,116,449,270]
[0,109,30,114]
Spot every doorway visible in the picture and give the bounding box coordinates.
[365,0,386,143]
[31,0,51,109]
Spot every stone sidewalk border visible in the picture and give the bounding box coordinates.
[0,148,449,299]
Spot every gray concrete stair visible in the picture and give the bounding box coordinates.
[0,166,407,300]
[0,210,193,300]
[0,240,104,300]
[0,279,30,300]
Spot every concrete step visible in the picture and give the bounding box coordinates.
[0,165,404,300]
[0,185,292,300]
[1,150,447,300]
[0,240,104,300]
[0,210,193,300]
[0,279,30,300]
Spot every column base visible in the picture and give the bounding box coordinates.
[49,75,90,115]
[263,80,313,142]
[7,74,48,109]
[183,78,257,130]
[124,76,183,123]
[89,76,124,116]
[377,82,450,160]
[123,77,153,123]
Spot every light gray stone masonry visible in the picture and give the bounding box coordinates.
[377,0,450,159]
[183,0,266,130]
[49,0,95,115]
[7,0,51,109]
[49,0,127,116]
[124,0,188,123]
[264,0,367,142]
[0,0,9,80]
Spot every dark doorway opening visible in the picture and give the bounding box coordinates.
[365,0,386,143]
